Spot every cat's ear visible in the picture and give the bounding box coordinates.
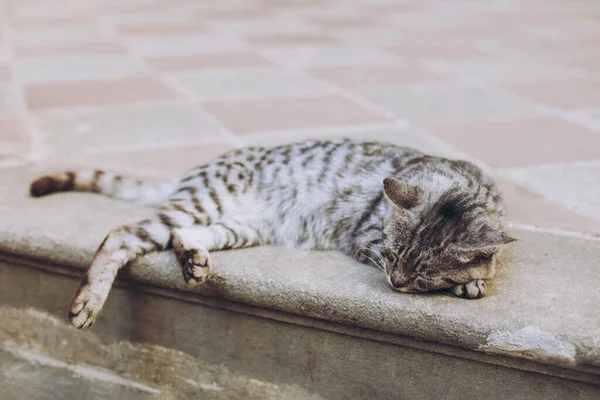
[383,177,422,209]
[457,230,517,260]
[455,231,516,263]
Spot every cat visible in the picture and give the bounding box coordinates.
[29,139,515,329]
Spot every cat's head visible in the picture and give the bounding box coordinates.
[380,176,515,294]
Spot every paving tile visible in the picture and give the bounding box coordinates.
[13,26,106,46]
[425,117,600,168]
[145,52,273,72]
[0,117,30,155]
[278,1,364,19]
[527,18,600,39]
[196,7,273,21]
[202,18,319,35]
[176,67,332,102]
[25,77,179,110]
[101,11,193,25]
[496,179,600,234]
[54,141,235,179]
[243,33,339,46]
[383,13,466,32]
[307,16,385,29]
[308,65,443,90]
[9,15,96,28]
[123,34,247,55]
[499,162,600,223]
[16,56,147,84]
[0,85,21,115]
[550,54,600,76]
[203,95,391,134]
[502,79,600,109]
[117,22,206,35]
[37,102,227,150]
[490,36,600,75]
[362,84,539,124]
[101,0,173,13]
[0,65,11,82]
[581,109,600,127]
[426,59,586,83]
[8,1,90,21]
[387,42,491,61]
[328,26,411,46]
[14,42,129,58]
[241,127,463,160]
[260,45,402,68]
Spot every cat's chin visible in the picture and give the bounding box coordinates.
[387,284,412,293]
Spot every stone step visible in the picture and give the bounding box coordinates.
[1,167,599,399]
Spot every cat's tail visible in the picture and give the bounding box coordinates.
[29,169,178,207]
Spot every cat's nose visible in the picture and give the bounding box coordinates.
[390,271,409,289]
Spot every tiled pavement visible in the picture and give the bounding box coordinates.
[0,0,599,235]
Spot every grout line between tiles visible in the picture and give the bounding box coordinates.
[237,120,408,142]
[496,159,600,173]
[98,16,246,149]
[508,222,600,242]
[0,13,51,166]
[67,135,233,155]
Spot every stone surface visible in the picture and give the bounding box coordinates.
[499,162,600,223]
[308,64,443,90]
[0,85,20,115]
[17,56,148,84]
[123,34,246,56]
[0,0,596,234]
[15,41,129,58]
[260,45,403,68]
[145,52,274,72]
[36,102,227,151]
[496,180,600,234]
[50,141,236,179]
[239,126,464,160]
[503,79,600,109]
[25,78,180,109]
[0,307,322,400]
[175,67,332,102]
[0,117,30,156]
[361,84,540,124]
[424,117,600,168]
[0,65,11,82]
[203,95,391,134]
[2,280,599,400]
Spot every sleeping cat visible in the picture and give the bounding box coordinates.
[29,139,515,329]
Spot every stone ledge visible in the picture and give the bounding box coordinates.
[1,166,599,379]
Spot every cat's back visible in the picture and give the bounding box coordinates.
[255,138,424,178]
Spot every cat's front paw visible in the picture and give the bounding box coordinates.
[69,285,105,329]
[179,248,211,286]
[449,279,486,299]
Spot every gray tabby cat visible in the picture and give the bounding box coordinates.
[30,139,515,329]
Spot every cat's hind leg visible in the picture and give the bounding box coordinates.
[69,218,172,329]
[69,203,202,329]
[172,217,269,286]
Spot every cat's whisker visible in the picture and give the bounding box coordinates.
[355,247,385,272]
[368,243,386,267]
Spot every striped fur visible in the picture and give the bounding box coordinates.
[30,139,515,329]
[30,169,177,206]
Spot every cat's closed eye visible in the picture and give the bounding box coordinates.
[383,250,398,265]
[456,251,493,264]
